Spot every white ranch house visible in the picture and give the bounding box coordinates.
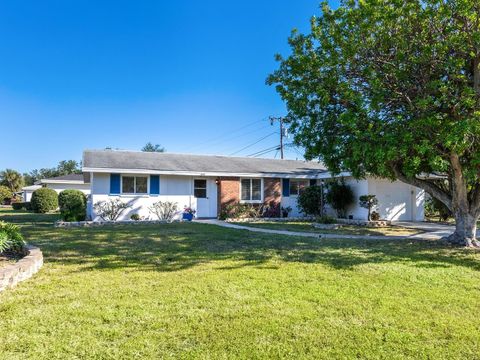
[22,174,91,202]
[82,149,425,222]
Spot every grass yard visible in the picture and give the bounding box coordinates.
[232,221,424,237]
[1,209,479,359]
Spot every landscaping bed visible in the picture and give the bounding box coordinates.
[231,221,425,236]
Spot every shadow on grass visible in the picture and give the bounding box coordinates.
[2,210,479,273]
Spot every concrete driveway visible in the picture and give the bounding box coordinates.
[393,221,480,238]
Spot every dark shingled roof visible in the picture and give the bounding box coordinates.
[83,150,327,176]
[42,174,85,182]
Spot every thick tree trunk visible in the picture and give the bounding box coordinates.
[445,210,480,247]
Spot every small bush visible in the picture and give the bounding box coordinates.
[12,202,26,210]
[58,190,87,221]
[0,185,12,204]
[298,186,324,216]
[130,213,141,221]
[0,221,26,254]
[316,215,337,224]
[149,201,178,222]
[359,195,379,221]
[370,211,380,221]
[425,196,451,221]
[31,188,58,213]
[219,203,263,220]
[94,199,130,221]
[325,180,354,218]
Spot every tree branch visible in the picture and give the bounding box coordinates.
[390,164,453,211]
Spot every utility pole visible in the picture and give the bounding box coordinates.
[269,116,285,159]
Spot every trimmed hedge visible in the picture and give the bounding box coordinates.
[58,190,87,221]
[12,202,32,211]
[31,188,58,213]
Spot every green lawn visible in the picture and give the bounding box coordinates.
[1,209,479,359]
[232,221,424,237]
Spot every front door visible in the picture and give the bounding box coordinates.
[194,179,217,218]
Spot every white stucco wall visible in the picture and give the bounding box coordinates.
[88,173,218,221]
[368,178,424,221]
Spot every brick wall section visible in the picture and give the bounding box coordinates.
[217,177,240,216]
[264,178,281,206]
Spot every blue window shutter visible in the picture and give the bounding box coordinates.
[282,179,290,197]
[110,174,121,194]
[310,179,317,186]
[150,175,160,195]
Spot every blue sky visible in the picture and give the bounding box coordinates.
[0,0,338,173]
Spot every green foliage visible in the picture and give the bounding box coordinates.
[297,186,324,216]
[58,190,87,221]
[0,221,25,253]
[316,215,337,224]
[325,180,354,218]
[0,169,24,192]
[370,211,380,221]
[267,0,480,231]
[23,160,82,186]
[359,195,379,221]
[425,196,452,222]
[31,188,59,213]
[141,142,165,152]
[130,213,141,221]
[0,185,12,204]
[11,202,30,211]
[219,203,263,220]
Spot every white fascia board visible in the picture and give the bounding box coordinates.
[82,167,328,179]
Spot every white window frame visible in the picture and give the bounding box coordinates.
[289,179,309,197]
[121,175,149,195]
[239,178,263,203]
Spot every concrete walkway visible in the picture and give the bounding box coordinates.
[394,221,480,238]
[196,219,449,241]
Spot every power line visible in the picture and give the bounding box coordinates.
[228,132,277,156]
[189,117,268,151]
[247,145,280,157]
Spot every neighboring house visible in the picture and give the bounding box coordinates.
[83,149,424,222]
[22,174,90,202]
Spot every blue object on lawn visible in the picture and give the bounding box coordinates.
[183,213,194,221]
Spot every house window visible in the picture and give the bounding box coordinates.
[289,179,309,196]
[122,176,148,194]
[194,179,207,198]
[241,178,262,202]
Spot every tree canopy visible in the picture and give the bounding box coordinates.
[0,169,24,192]
[142,142,165,152]
[23,160,82,186]
[268,0,480,246]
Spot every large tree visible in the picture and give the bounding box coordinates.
[268,0,480,247]
[0,169,24,192]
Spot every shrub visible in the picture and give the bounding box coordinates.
[219,203,263,220]
[325,180,354,218]
[12,202,26,210]
[359,195,379,221]
[93,199,130,221]
[370,211,380,221]
[316,215,337,224]
[149,201,178,222]
[297,186,324,216]
[0,221,26,254]
[0,185,12,204]
[425,196,451,221]
[130,213,141,221]
[31,188,58,213]
[58,190,87,221]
